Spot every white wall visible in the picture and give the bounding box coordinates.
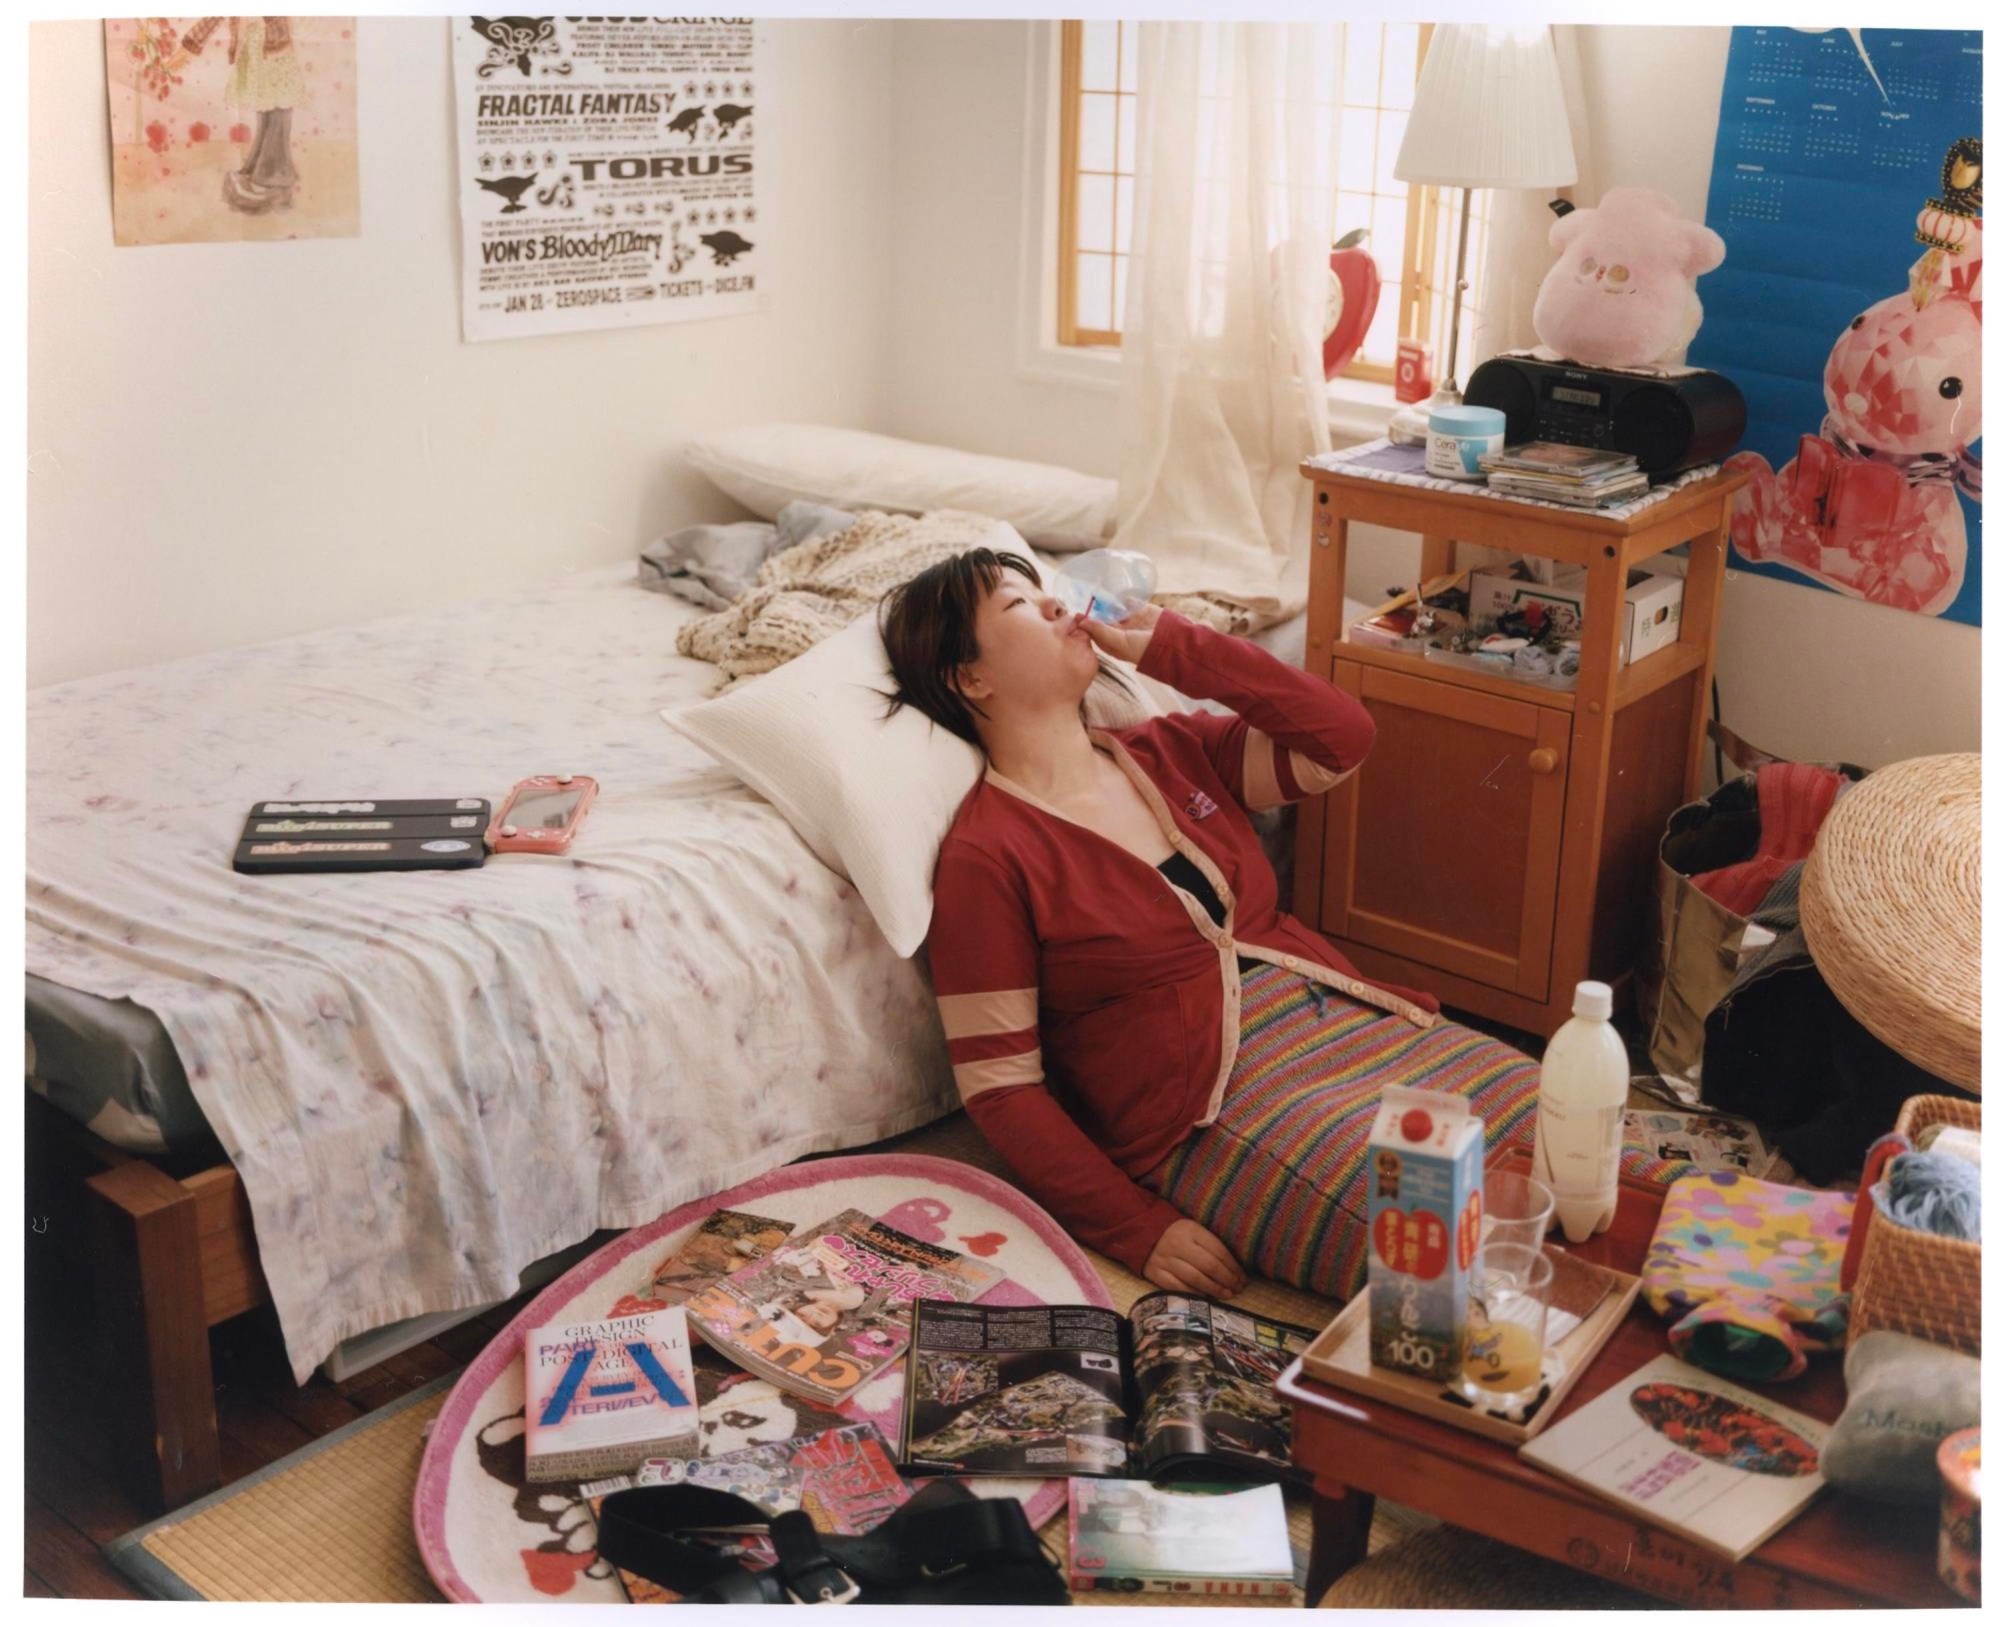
[27,16,897,688]
[885,21,1120,476]
[883,21,1981,775]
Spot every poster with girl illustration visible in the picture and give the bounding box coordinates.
[103,17,359,246]
[1689,27,1981,624]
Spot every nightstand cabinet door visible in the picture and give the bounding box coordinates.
[1320,662,1570,1003]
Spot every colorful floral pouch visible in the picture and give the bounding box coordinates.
[1640,1171,1853,1381]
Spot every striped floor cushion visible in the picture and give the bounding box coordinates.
[1148,964,1541,1301]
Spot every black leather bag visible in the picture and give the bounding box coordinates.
[594,1477,1069,1606]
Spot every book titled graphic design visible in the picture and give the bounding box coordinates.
[524,1307,699,1483]
[1519,1353,1827,1562]
[1068,1479,1294,1597]
[899,1293,1313,1483]
[683,1209,1005,1406]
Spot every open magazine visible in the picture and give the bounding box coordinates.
[683,1209,1006,1406]
[898,1293,1313,1482]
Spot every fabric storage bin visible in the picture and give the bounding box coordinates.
[1846,1095,1981,1356]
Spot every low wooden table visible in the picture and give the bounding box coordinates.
[1281,1159,1961,1609]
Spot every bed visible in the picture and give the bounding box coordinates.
[25,554,1361,1511]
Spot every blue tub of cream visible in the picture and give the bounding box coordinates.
[1425,404,1507,481]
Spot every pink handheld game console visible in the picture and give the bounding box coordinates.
[488,774,598,856]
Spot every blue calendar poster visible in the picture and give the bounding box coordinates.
[1689,27,1982,625]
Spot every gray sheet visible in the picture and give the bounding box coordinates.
[25,974,209,1155]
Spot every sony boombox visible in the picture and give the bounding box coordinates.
[1463,354,1747,478]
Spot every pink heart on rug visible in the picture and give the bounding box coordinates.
[958,1231,1006,1257]
[877,1196,951,1240]
[521,1549,593,1596]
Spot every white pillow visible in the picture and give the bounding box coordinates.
[661,555,1166,957]
[683,423,1117,552]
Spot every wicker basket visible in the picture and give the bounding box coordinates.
[1846,1095,1981,1354]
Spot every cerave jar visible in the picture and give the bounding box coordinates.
[1426,404,1507,481]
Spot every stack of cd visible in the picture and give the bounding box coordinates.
[1479,442,1649,508]
[234,798,491,874]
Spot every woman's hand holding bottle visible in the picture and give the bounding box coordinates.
[1080,599,1161,665]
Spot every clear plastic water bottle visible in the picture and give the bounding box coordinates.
[1050,549,1158,624]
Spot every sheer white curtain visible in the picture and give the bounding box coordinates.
[1114,22,1340,626]
[1466,24,1597,368]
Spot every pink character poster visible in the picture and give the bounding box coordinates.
[1689,28,1980,624]
[103,18,359,246]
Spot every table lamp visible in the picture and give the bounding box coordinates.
[1388,24,1578,445]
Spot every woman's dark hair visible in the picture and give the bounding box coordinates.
[878,547,1131,747]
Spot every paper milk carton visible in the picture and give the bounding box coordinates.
[1366,1088,1485,1382]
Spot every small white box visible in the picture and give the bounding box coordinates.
[1466,563,1682,668]
[1623,570,1685,665]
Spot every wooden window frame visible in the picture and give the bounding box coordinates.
[1055,21,1123,348]
[1056,19,1445,385]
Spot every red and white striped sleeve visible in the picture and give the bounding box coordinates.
[1136,609,1376,813]
[927,842,1185,1274]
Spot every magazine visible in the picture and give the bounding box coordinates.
[1625,1108,1774,1177]
[898,1293,1314,1482]
[1067,1480,1294,1598]
[608,1209,799,1319]
[1519,1353,1828,1562]
[683,1209,1006,1406]
[523,1308,699,1483]
[583,1423,908,1603]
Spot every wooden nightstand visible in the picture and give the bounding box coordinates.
[1294,458,1750,1038]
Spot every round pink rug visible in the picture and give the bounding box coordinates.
[413,1151,1111,1603]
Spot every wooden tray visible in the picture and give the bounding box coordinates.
[1285,1250,1640,1446]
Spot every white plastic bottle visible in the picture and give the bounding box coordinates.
[1533,981,1630,1243]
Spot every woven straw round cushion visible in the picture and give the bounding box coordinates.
[1801,753,1980,1092]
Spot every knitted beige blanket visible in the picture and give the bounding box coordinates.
[674,509,1002,688]
[675,508,1263,687]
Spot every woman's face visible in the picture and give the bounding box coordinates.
[958,569,1100,714]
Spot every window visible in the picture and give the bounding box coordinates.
[1056,20,1488,387]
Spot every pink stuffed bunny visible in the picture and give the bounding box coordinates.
[1532,188,1727,369]
[1727,222,1980,617]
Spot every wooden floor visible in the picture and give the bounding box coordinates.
[22,1226,626,1600]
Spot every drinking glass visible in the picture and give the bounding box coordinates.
[1480,1170,1555,1254]
[1460,1242,1554,1409]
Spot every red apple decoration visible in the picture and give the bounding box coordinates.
[1323,226,1383,380]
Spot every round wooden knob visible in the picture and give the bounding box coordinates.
[1528,748,1560,775]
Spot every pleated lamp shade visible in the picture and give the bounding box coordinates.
[1394,24,1578,190]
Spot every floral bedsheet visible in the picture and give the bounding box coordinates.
[26,565,953,1382]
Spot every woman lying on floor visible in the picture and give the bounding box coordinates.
[881,549,1538,1302]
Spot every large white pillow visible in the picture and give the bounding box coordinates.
[683,423,1118,552]
[661,558,1168,957]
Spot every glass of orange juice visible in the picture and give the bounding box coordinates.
[1460,1243,1554,1409]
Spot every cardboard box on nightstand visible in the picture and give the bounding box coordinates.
[1467,563,1683,667]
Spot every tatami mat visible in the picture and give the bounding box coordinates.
[104,1377,453,1603]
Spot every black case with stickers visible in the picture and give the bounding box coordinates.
[233,799,492,874]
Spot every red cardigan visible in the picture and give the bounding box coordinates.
[925,611,1441,1275]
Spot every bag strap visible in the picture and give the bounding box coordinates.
[1708,717,1783,775]
[595,1484,795,1601]
[594,1476,1057,1605]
